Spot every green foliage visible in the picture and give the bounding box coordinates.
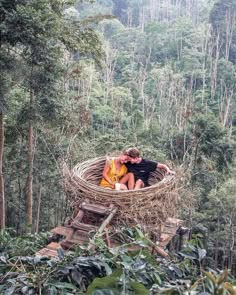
[0,229,49,257]
[210,0,236,63]
[1,0,236,284]
[200,269,236,295]
[1,229,236,294]
[190,114,233,170]
[86,272,150,295]
[1,0,107,233]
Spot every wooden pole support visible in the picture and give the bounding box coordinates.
[147,239,168,258]
[88,207,117,250]
[154,245,168,258]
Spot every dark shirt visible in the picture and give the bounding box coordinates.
[125,159,158,186]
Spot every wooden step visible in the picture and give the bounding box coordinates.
[158,218,183,247]
[71,221,98,232]
[80,203,111,215]
[60,237,89,250]
[35,248,58,258]
[46,242,61,251]
[63,234,89,244]
[74,229,91,238]
[60,240,76,250]
[69,236,89,244]
[51,226,74,237]
[35,242,61,258]
[164,217,182,228]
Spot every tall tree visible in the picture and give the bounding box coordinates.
[0,47,18,229]
[0,0,103,230]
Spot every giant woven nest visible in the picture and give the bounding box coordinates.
[63,156,182,234]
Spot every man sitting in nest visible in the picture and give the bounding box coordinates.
[123,147,175,190]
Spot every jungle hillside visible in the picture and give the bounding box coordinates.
[1,0,236,294]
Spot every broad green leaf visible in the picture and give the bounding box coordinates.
[86,276,119,295]
[130,281,150,295]
[135,228,145,239]
[178,252,198,261]
[48,282,78,290]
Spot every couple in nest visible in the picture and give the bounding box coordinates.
[100,147,175,191]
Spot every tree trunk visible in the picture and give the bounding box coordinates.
[16,178,23,235]
[35,185,42,233]
[27,90,34,229]
[0,112,5,229]
[225,11,235,61]
[214,217,220,270]
[47,193,51,230]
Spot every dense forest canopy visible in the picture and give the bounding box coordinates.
[1,0,236,293]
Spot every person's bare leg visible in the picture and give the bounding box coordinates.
[119,173,135,190]
[134,179,144,190]
[127,173,135,190]
[120,184,128,190]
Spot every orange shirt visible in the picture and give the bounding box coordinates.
[100,158,127,189]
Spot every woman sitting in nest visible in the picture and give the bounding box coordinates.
[99,151,134,190]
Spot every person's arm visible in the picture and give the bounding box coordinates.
[157,163,175,175]
[102,164,115,187]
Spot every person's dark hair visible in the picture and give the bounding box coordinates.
[123,147,140,158]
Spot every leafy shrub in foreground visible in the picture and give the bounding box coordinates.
[0,229,236,294]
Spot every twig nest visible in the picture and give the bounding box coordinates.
[63,157,180,233]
